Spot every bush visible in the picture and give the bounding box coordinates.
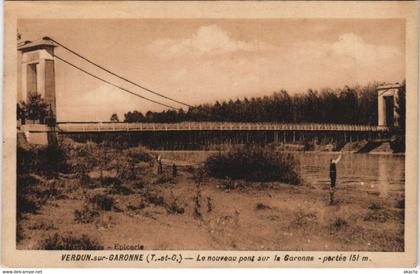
[79,172,98,189]
[204,146,300,184]
[256,202,271,210]
[165,201,185,215]
[39,233,104,250]
[193,167,207,183]
[60,138,97,158]
[396,198,405,209]
[217,177,237,190]
[16,223,24,243]
[89,194,115,211]
[390,135,405,153]
[127,146,153,163]
[116,162,137,181]
[101,176,122,188]
[147,194,165,207]
[332,218,349,230]
[154,173,174,185]
[364,211,391,223]
[17,144,68,177]
[17,175,42,216]
[17,175,67,221]
[74,205,100,223]
[133,179,145,189]
[108,185,134,195]
[368,202,383,211]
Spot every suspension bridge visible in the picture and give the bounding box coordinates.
[17,38,401,146]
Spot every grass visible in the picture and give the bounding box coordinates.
[154,173,175,185]
[332,218,349,231]
[153,150,217,164]
[74,205,100,224]
[368,202,384,211]
[144,192,185,215]
[205,145,300,184]
[291,210,317,228]
[39,233,104,250]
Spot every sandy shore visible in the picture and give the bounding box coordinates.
[17,146,404,251]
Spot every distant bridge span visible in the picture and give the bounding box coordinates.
[53,122,388,133]
[19,122,390,147]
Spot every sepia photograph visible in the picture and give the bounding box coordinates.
[15,17,407,251]
[2,1,418,268]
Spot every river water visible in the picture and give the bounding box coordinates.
[156,150,405,198]
[295,152,405,198]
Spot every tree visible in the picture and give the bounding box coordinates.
[122,83,382,125]
[110,113,120,122]
[17,103,26,122]
[19,94,50,123]
[124,111,144,122]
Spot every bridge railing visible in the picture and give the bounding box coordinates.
[56,122,388,133]
[20,124,51,132]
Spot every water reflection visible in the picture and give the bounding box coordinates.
[295,152,405,197]
[157,150,405,198]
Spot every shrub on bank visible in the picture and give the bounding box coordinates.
[16,175,42,216]
[17,175,66,218]
[127,146,153,163]
[17,144,68,177]
[204,146,300,184]
[89,194,115,211]
[39,233,104,250]
[74,205,100,224]
[116,161,138,181]
[154,173,175,185]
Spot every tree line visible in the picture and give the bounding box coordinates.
[16,81,405,128]
[121,82,405,126]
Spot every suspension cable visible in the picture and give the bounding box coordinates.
[55,54,178,110]
[43,36,193,108]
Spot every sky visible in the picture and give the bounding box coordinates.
[17,19,405,122]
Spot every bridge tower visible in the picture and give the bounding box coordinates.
[377,83,402,128]
[18,39,57,122]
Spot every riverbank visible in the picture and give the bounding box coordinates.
[16,141,404,251]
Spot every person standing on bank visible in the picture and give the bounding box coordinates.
[329,152,342,205]
[157,154,162,175]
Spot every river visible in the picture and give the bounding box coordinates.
[296,152,405,198]
[155,150,405,198]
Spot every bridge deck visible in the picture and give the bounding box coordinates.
[54,122,388,133]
